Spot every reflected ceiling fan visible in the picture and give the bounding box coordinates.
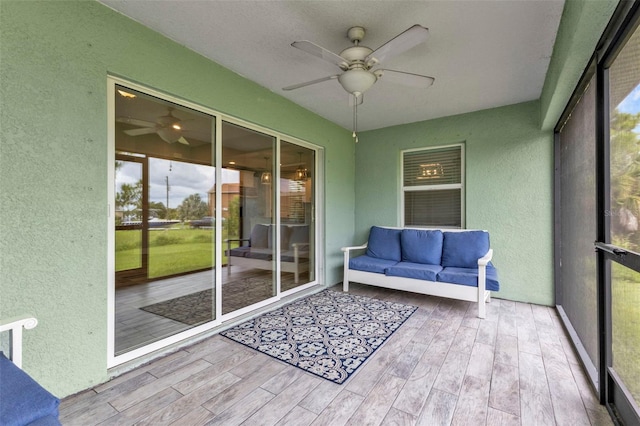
[283,25,435,141]
[117,108,190,145]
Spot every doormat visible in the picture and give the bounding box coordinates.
[221,289,417,384]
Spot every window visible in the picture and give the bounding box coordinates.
[402,144,464,228]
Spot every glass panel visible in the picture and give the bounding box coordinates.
[558,74,599,372]
[280,141,315,290]
[114,84,215,355]
[403,146,461,187]
[609,25,640,253]
[404,189,461,227]
[115,159,143,277]
[611,263,640,403]
[222,121,276,314]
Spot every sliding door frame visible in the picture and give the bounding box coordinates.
[555,2,640,424]
[107,76,324,368]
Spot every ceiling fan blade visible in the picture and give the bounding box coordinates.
[116,117,156,128]
[177,136,190,146]
[291,41,349,70]
[124,127,157,136]
[366,25,429,66]
[283,75,339,91]
[376,69,435,88]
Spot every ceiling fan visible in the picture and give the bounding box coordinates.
[117,108,190,145]
[283,25,435,102]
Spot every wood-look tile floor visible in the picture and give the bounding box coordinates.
[61,284,613,426]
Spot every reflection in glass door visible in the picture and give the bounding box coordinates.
[221,122,277,314]
[280,141,315,291]
[113,83,215,355]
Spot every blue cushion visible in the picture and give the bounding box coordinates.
[245,248,273,261]
[228,246,251,258]
[401,229,443,264]
[385,262,442,281]
[0,353,60,426]
[441,231,490,268]
[349,255,398,274]
[365,226,402,261]
[437,266,500,291]
[287,225,309,250]
[268,225,291,250]
[250,224,269,248]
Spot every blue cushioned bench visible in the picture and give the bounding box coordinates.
[0,317,60,426]
[226,224,310,283]
[342,226,499,318]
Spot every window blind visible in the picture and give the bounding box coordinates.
[402,145,463,228]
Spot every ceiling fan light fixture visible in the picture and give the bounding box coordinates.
[338,68,377,95]
[157,126,181,144]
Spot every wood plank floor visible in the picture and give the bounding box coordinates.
[61,283,613,426]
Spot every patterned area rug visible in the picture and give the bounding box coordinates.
[140,289,214,325]
[140,276,274,324]
[221,289,417,384]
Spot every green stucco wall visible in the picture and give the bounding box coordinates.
[0,1,353,397]
[356,101,554,306]
[540,0,619,130]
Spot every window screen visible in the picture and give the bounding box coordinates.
[402,145,464,228]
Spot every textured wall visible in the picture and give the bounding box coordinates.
[0,1,353,397]
[356,101,554,306]
[540,0,619,130]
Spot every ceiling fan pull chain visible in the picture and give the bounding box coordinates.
[352,94,358,143]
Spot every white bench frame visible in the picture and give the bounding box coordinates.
[226,239,310,283]
[0,316,38,369]
[341,228,494,318]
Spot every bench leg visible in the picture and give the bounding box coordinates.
[478,298,486,319]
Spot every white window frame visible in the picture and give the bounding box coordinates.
[400,143,465,228]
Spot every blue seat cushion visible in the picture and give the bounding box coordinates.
[349,255,398,274]
[245,248,273,261]
[228,246,251,258]
[385,262,442,281]
[0,353,60,426]
[442,231,490,268]
[401,229,443,265]
[437,266,500,291]
[365,226,402,261]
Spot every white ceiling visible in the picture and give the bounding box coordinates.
[99,0,565,132]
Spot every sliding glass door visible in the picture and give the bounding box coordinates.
[600,18,640,421]
[556,5,640,424]
[109,79,321,363]
[113,84,216,355]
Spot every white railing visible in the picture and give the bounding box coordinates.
[0,316,38,369]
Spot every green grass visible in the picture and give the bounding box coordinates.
[115,228,238,278]
[611,264,640,402]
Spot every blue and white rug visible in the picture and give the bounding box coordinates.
[220,289,417,384]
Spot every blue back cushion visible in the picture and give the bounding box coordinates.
[401,229,443,264]
[365,226,402,261]
[250,224,269,248]
[442,231,490,268]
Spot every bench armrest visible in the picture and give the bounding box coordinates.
[341,243,367,253]
[0,316,38,369]
[478,249,493,267]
